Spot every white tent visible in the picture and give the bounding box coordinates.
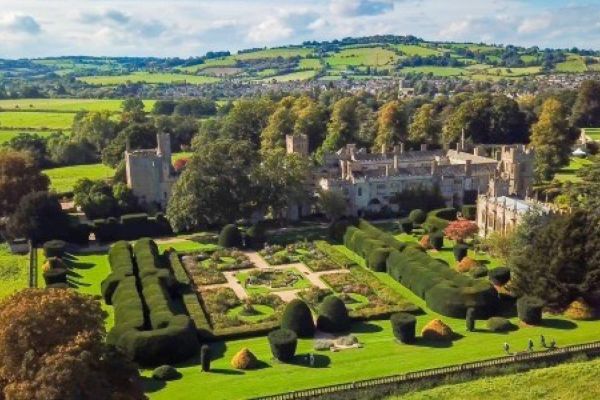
[572,148,587,157]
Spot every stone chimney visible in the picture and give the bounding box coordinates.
[465,159,472,176]
[393,145,400,154]
[393,154,399,171]
[473,146,482,157]
[431,160,438,175]
[385,165,390,176]
[420,144,428,151]
[341,160,347,179]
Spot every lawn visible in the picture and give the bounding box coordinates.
[583,127,600,141]
[325,47,398,67]
[259,70,318,82]
[555,55,587,73]
[554,157,593,183]
[0,129,58,144]
[0,244,29,300]
[0,111,74,130]
[397,357,600,400]
[0,99,155,113]
[399,66,468,76]
[78,72,221,85]
[44,163,115,193]
[394,44,441,56]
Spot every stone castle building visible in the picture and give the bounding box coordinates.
[125,133,176,209]
[476,195,551,237]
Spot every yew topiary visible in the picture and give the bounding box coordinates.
[489,267,511,286]
[268,329,298,362]
[317,295,349,333]
[231,348,257,370]
[218,224,243,248]
[564,298,595,321]
[409,209,427,225]
[421,319,454,341]
[453,244,468,262]
[152,365,180,381]
[517,296,544,325]
[390,312,416,344]
[280,299,315,338]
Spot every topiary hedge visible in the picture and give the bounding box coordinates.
[461,205,477,221]
[453,244,468,261]
[268,329,298,362]
[281,299,315,338]
[399,218,413,234]
[245,223,267,249]
[487,317,515,332]
[423,208,456,233]
[43,268,68,286]
[517,296,544,325]
[328,218,357,243]
[408,209,426,225]
[317,295,350,333]
[390,312,416,344]
[43,240,67,258]
[94,214,172,242]
[367,248,392,272]
[218,224,243,248]
[429,232,444,250]
[489,267,511,286]
[152,365,180,381]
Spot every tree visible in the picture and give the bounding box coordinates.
[293,96,327,152]
[221,98,274,147]
[7,191,70,244]
[167,139,258,231]
[260,99,296,152]
[530,97,571,181]
[2,133,48,167]
[46,133,98,166]
[73,179,118,219]
[71,111,117,152]
[101,122,157,167]
[0,289,143,400]
[480,231,514,264]
[571,80,600,127]
[443,95,491,145]
[0,150,49,216]
[443,220,478,243]
[317,189,347,221]
[318,97,359,157]
[373,100,406,151]
[121,98,146,123]
[408,103,439,144]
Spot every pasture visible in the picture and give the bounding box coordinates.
[399,66,468,76]
[555,55,587,73]
[325,47,398,68]
[0,130,58,144]
[0,99,155,113]
[394,44,441,56]
[259,70,318,82]
[44,163,115,193]
[78,72,221,85]
[0,111,74,130]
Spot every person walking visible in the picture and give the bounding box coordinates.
[527,338,534,352]
[503,342,510,355]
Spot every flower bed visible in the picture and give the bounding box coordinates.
[181,254,227,286]
[237,268,312,294]
[259,241,341,272]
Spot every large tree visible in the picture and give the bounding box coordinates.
[260,98,296,152]
[221,98,274,147]
[316,189,347,222]
[571,79,600,127]
[373,100,407,151]
[408,103,439,144]
[0,289,143,400]
[318,97,360,157]
[0,150,49,216]
[71,111,118,153]
[167,139,259,231]
[530,97,571,181]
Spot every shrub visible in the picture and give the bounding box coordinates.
[218,224,243,248]
[487,317,515,332]
[151,365,180,381]
[329,219,356,243]
[200,344,211,372]
[456,257,478,273]
[390,312,416,344]
[564,298,595,320]
[431,208,457,221]
[280,299,315,338]
[429,232,444,250]
[367,248,391,272]
[470,265,488,278]
[268,329,298,362]
[246,223,266,249]
[461,205,477,221]
[231,348,257,369]
[444,220,478,242]
[314,339,334,351]
[517,296,544,325]
[466,307,475,332]
[453,244,468,261]
[489,267,511,286]
[335,335,358,346]
[317,295,349,333]
[399,218,413,234]
[43,240,67,258]
[421,319,454,340]
[419,235,431,249]
[409,209,426,224]
[43,268,68,286]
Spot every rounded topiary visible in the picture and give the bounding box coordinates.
[367,248,391,272]
[429,232,444,250]
[390,312,416,344]
[46,282,69,289]
[466,307,476,332]
[268,329,298,362]
[218,224,243,248]
[43,240,67,258]
[200,344,211,372]
[409,209,427,225]
[517,296,544,325]
[453,243,468,262]
[317,295,350,333]
[231,348,257,370]
[470,265,488,279]
[421,319,454,341]
[246,223,267,249]
[43,268,68,286]
[489,267,511,286]
[487,317,515,332]
[152,365,180,381]
[281,299,315,338]
[399,218,413,234]
[564,298,595,321]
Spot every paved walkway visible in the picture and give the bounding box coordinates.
[222,270,249,300]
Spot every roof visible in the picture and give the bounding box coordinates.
[493,196,550,213]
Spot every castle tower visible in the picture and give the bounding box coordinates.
[156,133,172,180]
[286,134,309,156]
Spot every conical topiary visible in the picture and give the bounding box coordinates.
[564,298,595,321]
[421,319,454,340]
[281,299,315,338]
[231,348,257,370]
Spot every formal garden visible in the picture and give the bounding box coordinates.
[16,207,600,400]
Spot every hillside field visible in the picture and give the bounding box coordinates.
[78,72,221,85]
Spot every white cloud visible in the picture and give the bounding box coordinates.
[248,10,319,44]
[0,13,40,35]
[330,0,395,17]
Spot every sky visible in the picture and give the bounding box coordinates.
[1,0,600,58]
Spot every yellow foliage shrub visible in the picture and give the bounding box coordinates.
[564,298,595,321]
[231,348,257,369]
[456,257,478,273]
[421,319,454,340]
[419,235,431,249]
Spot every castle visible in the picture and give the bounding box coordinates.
[125,133,176,209]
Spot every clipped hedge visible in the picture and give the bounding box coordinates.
[517,296,544,325]
[281,299,315,338]
[390,312,416,344]
[219,224,243,248]
[367,248,392,272]
[94,213,172,242]
[487,317,515,332]
[165,250,191,289]
[489,267,511,286]
[399,218,413,234]
[317,296,349,333]
[429,232,444,250]
[423,208,456,233]
[268,329,298,362]
[43,240,67,258]
[408,209,426,224]
[453,244,468,261]
[461,205,477,221]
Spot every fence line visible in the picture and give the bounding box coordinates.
[250,341,600,400]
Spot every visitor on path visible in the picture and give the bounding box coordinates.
[503,342,510,355]
[549,339,557,349]
[540,334,546,348]
[527,338,534,352]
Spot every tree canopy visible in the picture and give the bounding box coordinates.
[0,150,49,217]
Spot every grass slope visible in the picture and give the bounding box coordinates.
[78,72,220,85]
[0,99,155,112]
[0,129,58,144]
[326,47,398,68]
[44,163,115,193]
[395,357,600,400]
[0,111,74,130]
[554,157,592,183]
[0,244,28,300]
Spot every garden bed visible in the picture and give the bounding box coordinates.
[236,268,312,294]
[259,241,341,272]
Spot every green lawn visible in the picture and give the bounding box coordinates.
[0,111,74,130]
[0,99,155,112]
[396,357,600,400]
[78,72,221,85]
[394,44,441,56]
[156,240,219,253]
[44,163,115,193]
[0,244,28,300]
[259,70,318,82]
[0,129,58,144]
[325,47,398,67]
[554,157,593,183]
[583,128,600,141]
[399,66,468,76]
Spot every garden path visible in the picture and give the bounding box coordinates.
[222,271,249,300]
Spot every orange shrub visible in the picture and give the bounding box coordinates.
[231,348,257,369]
[456,257,478,273]
[421,319,454,340]
[564,298,595,320]
[419,235,431,249]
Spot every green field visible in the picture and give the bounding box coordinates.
[259,70,318,82]
[555,55,587,73]
[583,128,600,141]
[298,58,322,70]
[325,47,398,68]
[0,129,58,144]
[0,99,155,112]
[44,163,115,193]
[554,156,593,183]
[234,47,314,60]
[394,44,441,56]
[397,357,600,400]
[0,111,74,130]
[400,66,468,76]
[78,72,221,85]
[0,244,28,300]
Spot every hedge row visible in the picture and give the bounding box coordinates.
[423,208,457,233]
[102,238,199,366]
[314,241,358,268]
[165,250,191,288]
[93,213,172,242]
[387,248,498,318]
[182,290,213,340]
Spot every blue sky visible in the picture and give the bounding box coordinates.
[1,0,600,58]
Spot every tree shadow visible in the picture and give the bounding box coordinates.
[541,318,578,330]
[253,360,271,370]
[69,261,96,270]
[140,376,166,393]
[287,353,331,368]
[66,269,83,278]
[207,341,227,360]
[351,321,383,334]
[412,337,454,348]
[208,368,244,375]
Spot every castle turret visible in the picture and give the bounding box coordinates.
[286,134,309,156]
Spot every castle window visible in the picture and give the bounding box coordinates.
[358,188,362,196]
